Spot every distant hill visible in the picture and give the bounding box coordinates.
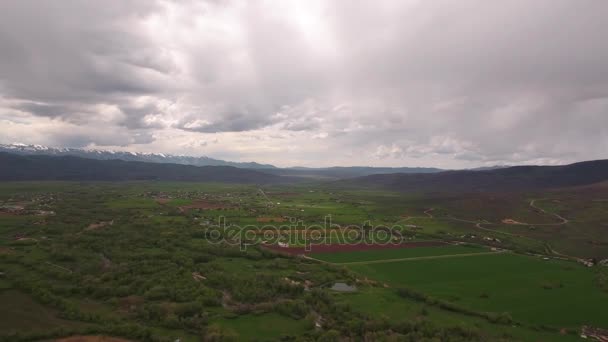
[0,153,281,183]
[0,143,276,169]
[258,166,443,179]
[467,165,510,171]
[338,160,608,193]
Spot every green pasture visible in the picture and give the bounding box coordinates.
[335,287,581,341]
[0,290,85,332]
[349,253,608,328]
[214,313,309,341]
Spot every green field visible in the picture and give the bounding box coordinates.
[335,288,581,342]
[0,290,86,332]
[215,313,309,341]
[310,244,490,263]
[349,253,608,328]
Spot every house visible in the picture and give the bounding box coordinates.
[581,326,608,341]
[483,236,501,243]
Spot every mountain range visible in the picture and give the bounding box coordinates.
[1,145,607,193]
[0,143,276,169]
[2,143,605,191]
[0,152,281,183]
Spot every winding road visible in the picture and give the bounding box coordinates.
[528,199,569,225]
[441,199,583,260]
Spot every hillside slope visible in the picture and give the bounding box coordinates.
[257,166,443,179]
[0,153,281,183]
[339,160,608,193]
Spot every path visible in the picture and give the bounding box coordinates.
[258,188,274,206]
[448,199,568,231]
[396,207,435,223]
[445,200,578,260]
[45,261,73,273]
[447,216,516,235]
[529,199,569,225]
[328,250,507,266]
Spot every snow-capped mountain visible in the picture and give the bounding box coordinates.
[0,143,276,169]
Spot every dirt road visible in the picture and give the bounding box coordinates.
[529,199,569,225]
[328,250,507,266]
[258,188,274,206]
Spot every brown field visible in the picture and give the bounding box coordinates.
[256,217,287,223]
[86,221,113,231]
[154,197,170,204]
[255,227,360,237]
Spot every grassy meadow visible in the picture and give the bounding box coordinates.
[349,253,608,328]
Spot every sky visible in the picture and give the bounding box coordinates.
[0,0,607,168]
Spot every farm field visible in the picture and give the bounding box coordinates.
[349,253,608,329]
[334,288,582,342]
[214,313,309,341]
[0,290,87,332]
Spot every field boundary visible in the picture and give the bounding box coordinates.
[262,241,447,255]
[323,250,508,265]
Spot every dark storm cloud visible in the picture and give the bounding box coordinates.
[11,102,72,118]
[0,0,607,166]
[119,104,166,129]
[177,108,279,133]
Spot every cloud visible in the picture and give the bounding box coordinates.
[1,0,607,167]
